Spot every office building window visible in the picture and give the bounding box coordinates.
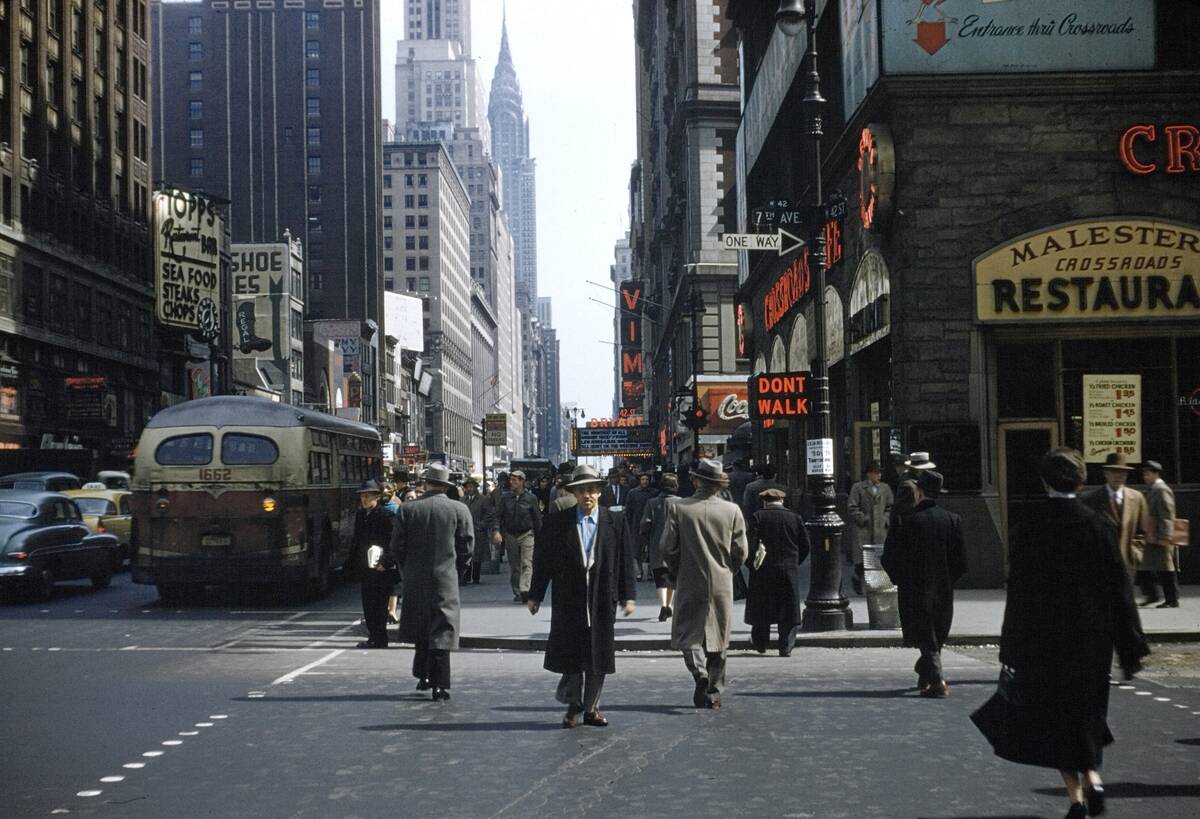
[383,195,392,208]
[418,236,429,250]
[404,174,414,187]
[405,236,415,251]
[306,97,320,116]
[306,68,319,88]
[190,158,204,177]
[384,236,393,250]
[404,215,414,229]
[188,16,202,35]
[188,42,203,61]
[406,277,416,291]
[307,185,321,203]
[306,40,320,59]
[418,215,428,228]
[417,195,428,207]
[418,174,427,187]
[418,256,429,271]
[405,257,416,272]
[384,215,393,230]
[189,70,202,91]
[418,277,430,292]
[188,100,203,119]
[305,11,320,29]
[307,156,321,175]
[189,128,203,148]
[306,126,320,146]
[384,278,393,291]
[403,195,414,208]
[383,174,392,189]
[385,257,394,272]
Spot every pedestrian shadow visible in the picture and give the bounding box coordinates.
[493,704,693,716]
[1176,738,1200,746]
[739,688,916,699]
[1033,782,1200,798]
[361,721,562,733]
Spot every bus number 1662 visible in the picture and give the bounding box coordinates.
[199,468,232,481]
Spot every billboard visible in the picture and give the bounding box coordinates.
[619,280,645,410]
[231,241,305,397]
[154,189,223,337]
[695,380,751,436]
[384,291,424,352]
[572,425,656,457]
[841,0,880,119]
[882,1,1154,75]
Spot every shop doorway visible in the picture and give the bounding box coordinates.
[998,421,1059,550]
[851,421,893,483]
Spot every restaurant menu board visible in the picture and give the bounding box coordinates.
[572,425,655,456]
[1082,374,1141,462]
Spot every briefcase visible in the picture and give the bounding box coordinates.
[1173,518,1190,547]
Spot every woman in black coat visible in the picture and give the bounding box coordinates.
[973,447,1148,819]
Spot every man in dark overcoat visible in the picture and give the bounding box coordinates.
[740,463,788,522]
[881,469,966,698]
[390,464,473,701]
[662,458,749,709]
[460,475,493,584]
[623,472,657,580]
[528,464,637,728]
[745,488,810,657]
[348,480,397,649]
[599,469,628,509]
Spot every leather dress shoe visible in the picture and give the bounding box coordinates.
[1157,600,1180,608]
[706,695,721,710]
[431,687,450,702]
[919,680,950,698]
[583,710,609,727]
[1084,783,1105,816]
[752,643,768,655]
[356,640,386,649]
[658,606,672,622]
[693,676,710,708]
[1065,801,1088,819]
[416,678,431,691]
[562,703,581,729]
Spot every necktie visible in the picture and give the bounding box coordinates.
[583,516,595,561]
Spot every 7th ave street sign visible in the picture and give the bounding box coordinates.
[721,228,805,256]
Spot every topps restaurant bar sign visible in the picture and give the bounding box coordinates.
[154,189,224,338]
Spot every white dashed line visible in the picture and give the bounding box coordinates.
[142,751,164,758]
[209,714,228,719]
[1135,691,1152,696]
[48,647,61,652]
[179,731,199,736]
[99,776,125,783]
[1175,704,1189,709]
[51,809,70,814]
[162,740,183,746]
[1154,697,1171,702]
[248,691,266,698]
[76,790,102,798]
[195,722,214,727]
[123,763,145,769]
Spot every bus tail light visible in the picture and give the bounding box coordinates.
[262,497,277,513]
[156,499,169,512]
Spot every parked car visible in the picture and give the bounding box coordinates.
[97,471,132,490]
[63,489,133,564]
[0,472,83,492]
[0,492,120,601]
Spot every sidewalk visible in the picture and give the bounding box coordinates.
[455,566,1200,650]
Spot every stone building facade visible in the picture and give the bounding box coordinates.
[730,0,1200,585]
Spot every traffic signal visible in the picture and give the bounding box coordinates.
[681,406,709,431]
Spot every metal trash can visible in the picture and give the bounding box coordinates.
[861,544,900,630]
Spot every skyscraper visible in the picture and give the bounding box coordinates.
[403,0,471,56]
[152,0,383,332]
[487,14,537,307]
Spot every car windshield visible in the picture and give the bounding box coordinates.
[0,501,37,518]
[0,480,46,490]
[73,498,117,516]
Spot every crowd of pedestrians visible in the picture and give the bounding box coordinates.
[349,446,1185,818]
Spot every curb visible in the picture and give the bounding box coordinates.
[458,630,1200,652]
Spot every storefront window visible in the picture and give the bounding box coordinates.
[997,342,1055,418]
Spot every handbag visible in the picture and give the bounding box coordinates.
[1173,518,1189,547]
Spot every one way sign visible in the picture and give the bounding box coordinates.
[721,228,805,256]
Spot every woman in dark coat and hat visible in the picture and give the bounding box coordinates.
[972,447,1149,819]
[528,464,637,728]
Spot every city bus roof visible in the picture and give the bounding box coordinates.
[145,396,380,439]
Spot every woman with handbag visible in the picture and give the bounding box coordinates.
[972,447,1149,818]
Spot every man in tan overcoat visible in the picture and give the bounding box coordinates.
[661,458,748,709]
[1138,459,1180,608]
[1082,452,1150,578]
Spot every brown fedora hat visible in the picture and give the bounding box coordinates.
[1101,452,1134,471]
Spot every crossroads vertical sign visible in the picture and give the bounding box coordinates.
[619,280,645,411]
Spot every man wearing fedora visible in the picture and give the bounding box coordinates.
[1138,459,1180,608]
[528,465,637,728]
[1082,453,1151,578]
[661,458,749,709]
[389,464,474,701]
[881,469,967,698]
[460,475,493,585]
[348,480,398,649]
[890,451,936,529]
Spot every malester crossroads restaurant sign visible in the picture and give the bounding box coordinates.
[973,219,1200,322]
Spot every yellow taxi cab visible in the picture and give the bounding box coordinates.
[63,489,133,564]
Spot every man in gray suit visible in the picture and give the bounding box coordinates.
[847,462,894,594]
[390,464,474,701]
[661,458,749,709]
[1138,459,1180,608]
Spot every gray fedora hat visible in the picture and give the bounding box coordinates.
[356,479,383,494]
[690,458,729,485]
[564,464,606,490]
[916,469,945,496]
[904,451,937,470]
[422,463,455,488]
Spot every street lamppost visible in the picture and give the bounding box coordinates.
[777,0,852,631]
[686,268,706,461]
[567,406,586,466]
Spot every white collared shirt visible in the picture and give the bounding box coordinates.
[576,506,599,570]
[1107,485,1124,505]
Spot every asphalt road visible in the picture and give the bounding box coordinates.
[3,573,1200,818]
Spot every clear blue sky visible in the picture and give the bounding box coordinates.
[381,0,637,421]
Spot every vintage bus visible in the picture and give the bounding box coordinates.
[129,396,382,603]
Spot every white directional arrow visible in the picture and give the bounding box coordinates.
[721,228,806,256]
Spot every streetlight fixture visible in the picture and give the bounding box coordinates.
[778,0,851,632]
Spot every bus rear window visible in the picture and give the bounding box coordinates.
[155,434,214,465]
[222,434,279,465]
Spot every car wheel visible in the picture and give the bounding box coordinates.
[34,568,55,602]
[91,562,113,589]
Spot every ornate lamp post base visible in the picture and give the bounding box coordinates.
[802,511,853,631]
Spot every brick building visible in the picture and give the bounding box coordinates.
[730,0,1200,585]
